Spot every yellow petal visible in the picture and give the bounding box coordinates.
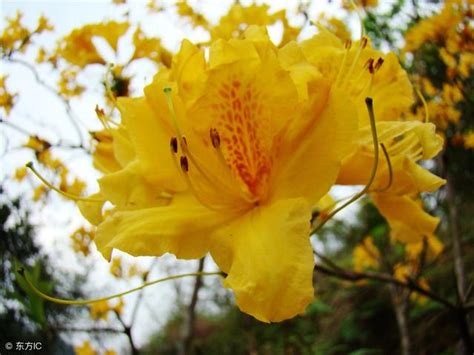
[372,194,440,243]
[98,161,169,209]
[211,198,314,322]
[271,85,357,205]
[77,192,105,225]
[117,97,185,192]
[95,193,236,260]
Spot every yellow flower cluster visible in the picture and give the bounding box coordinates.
[56,21,128,68]
[70,226,95,256]
[0,75,17,115]
[78,24,444,322]
[404,0,472,149]
[74,340,116,355]
[89,298,124,321]
[0,11,53,55]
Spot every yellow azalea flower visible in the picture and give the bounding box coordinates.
[33,185,47,201]
[89,300,110,320]
[0,75,17,115]
[353,236,380,272]
[14,167,28,181]
[132,27,172,66]
[58,22,128,68]
[70,226,94,256]
[104,350,117,355]
[464,132,474,149]
[405,234,443,261]
[343,0,378,10]
[299,30,444,244]
[176,0,209,29]
[83,27,358,322]
[35,15,54,33]
[109,256,123,278]
[393,263,429,304]
[75,341,97,355]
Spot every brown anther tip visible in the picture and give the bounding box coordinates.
[365,97,373,106]
[368,60,375,74]
[181,136,188,146]
[170,137,178,154]
[375,57,384,71]
[344,39,352,49]
[361,36,368,49]
[210,128,221,148]
[180,156,189,172]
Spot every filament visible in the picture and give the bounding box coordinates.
[416,87,430,123]
[311,96,379,234]
[17,267,223,306]
[26,162,103,203]
[372,143,393,193]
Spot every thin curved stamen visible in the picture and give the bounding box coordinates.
[17,266,223,306]
[26,162,103,203]
[311,96,380,234]
[372,143,393,193]
[415,87,430,123]
[335,40,352,87]
[341,36,368,89]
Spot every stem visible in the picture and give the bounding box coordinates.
[183,257,206,355]
[389,285,411,355]
[114,311,138,355]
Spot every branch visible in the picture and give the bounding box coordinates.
[313,263,456,310]
[183,257,206,354]
[52,326,123,334]
[5,57,86,147]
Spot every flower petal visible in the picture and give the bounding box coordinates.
[95,193,237,260]
[210,198,314,322]
[270,85,357,205]
[372,194,440,243]
[117,97,185,192]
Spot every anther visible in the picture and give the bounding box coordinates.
[364,58,375,70]
[210,128,221,149]
[180,156,189,173]
[368,60,375,74]
[170,137,178,154]
[374,57,384,71]
[344,39,352,50]
[163,87,172,94]
[360,36,368,49]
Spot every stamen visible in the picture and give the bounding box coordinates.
[374,57,384,71]
[311,97,379,234]
[335,41,352,87]
[163,87,184,138]
[180,155,189,173]
[17,266,223,306]
[170,136,178,154]
[26,162,103,203]
[341,36,369,89]
[210,128,221,149]
[372,143,393,193]
[415,87,430,123]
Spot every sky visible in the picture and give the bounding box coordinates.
[0,0,359,351]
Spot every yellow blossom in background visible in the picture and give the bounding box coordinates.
[464,132,474,149]
[35,15,54,33]
[176,0,209,29]
[89,300,110,321]
[57,21,128,68]
[70,226,95,256]
[58,69,85,98]
[353,236,380,272]
[14,167,28,181]
[74,341,97,355]
[132,28,172,67]
[0,11,30,53]
[0,75,17,115]
[33,185,47,201]
[343,0,379,10]
[109,256,123,278]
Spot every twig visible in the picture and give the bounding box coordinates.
[5,57,86,147]
[183,257,206,355]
